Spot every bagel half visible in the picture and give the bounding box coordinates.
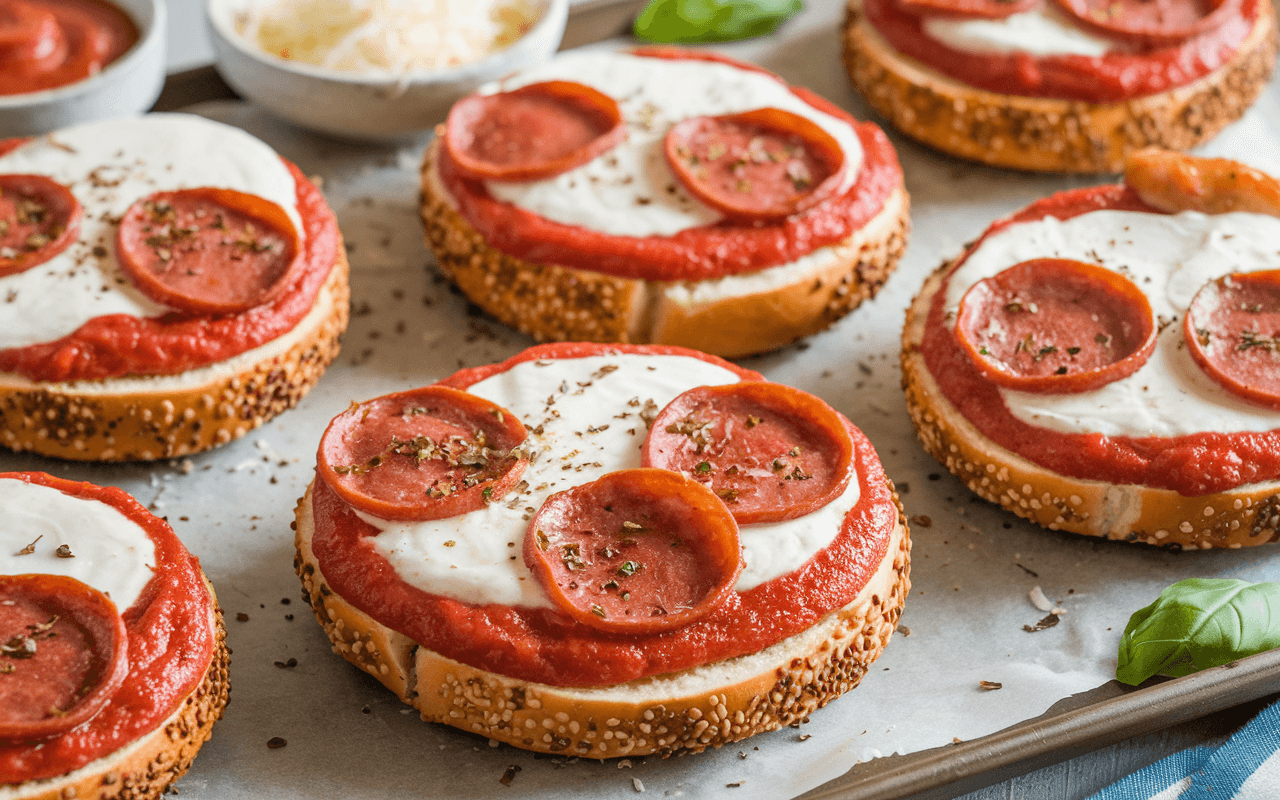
[7,587,230,800]
[842,0,1279,173]
[294,484,911,758]
[0,254,349,462]
[420,142,910,361]
[903,257,1280,550]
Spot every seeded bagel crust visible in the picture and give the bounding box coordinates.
[842,0,1279,173]
[7,582,231,800]
[0,252,349,462]
[293,483,911,758]
[903,258,1280,550]
[419,139,909,359]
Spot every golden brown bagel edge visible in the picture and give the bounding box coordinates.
[293,483,911,758]
[842,0,1279,173]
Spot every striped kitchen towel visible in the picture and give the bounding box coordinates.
[1089,699,1280,800]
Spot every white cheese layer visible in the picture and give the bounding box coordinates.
[0,477,157,613]
[481,51,865,238]
[0,114,300,351]
[922,5,1117,58]
[364,354,862,609]
[942,209,1280,438]
[662,237,848,308]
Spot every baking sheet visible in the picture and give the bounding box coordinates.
[9,1,1280,798]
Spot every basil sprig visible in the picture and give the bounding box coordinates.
[633,0,805,43]
[1116,578,1280,686]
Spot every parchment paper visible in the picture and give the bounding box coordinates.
[6,2,1279,797]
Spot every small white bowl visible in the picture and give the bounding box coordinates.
[206,0,569,141]
[0,0,166,137]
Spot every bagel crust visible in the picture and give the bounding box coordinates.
[842,0,1279,173]
[0,253,349,462]
[420,140,910,360]
[903,258,1280,550]
[7,594,231,800]
[294,483,911,758]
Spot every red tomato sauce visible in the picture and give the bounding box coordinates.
[0,154,339,383]
[919,185,1280,497]
[437,50,903,282]
[0,0,137,96]
[0,472,214,785]
[862,0,1260,102]
[310,343,900,688]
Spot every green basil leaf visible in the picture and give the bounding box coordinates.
[633,0,805,43]
[1115,578,1280,686]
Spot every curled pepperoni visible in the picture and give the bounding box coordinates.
[1125,149,1280,217]
[524,469,741,635]
[641,382,854,524]
[895,0,1038,20]
[116,188,301,316]
[1052,0,1235,46]
[444,81,626,182]
[0,174,81,277]
[1185,271,1280,410]
[317,386,528,521]
[0,574,128,744]
[663,107,846,222]
[955,258,1157,394]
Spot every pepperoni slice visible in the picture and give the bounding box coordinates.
[895,0,1038,20]
[955,258,1157,394]
[317,386,528,521]
[641,382,854,524]
[1184,271,1280,410]
[663,108,846,222]
[1052,0,1235,47]
[0,174,82,277]
[524,469,741,635]
[115,188,301,316]
[443,81,626,182]
[0,574,128,744]
[1125,149,1280,217]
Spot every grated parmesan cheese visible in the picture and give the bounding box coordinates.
[237,0,540,75]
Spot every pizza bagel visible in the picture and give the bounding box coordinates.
[903,150,1280,549]
[420,48,909,359]
[0,472,229,799]
[295,343,910,757]
[843,0,1278,173]
[0,114,350,462]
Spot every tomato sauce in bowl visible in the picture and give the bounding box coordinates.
[0,0,137,96]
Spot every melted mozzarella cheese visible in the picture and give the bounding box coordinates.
[0,114,300,351]
[922,5,1117,58]
[364,354,861,608]
[0,478,157,613]
[943,209,1280,437]
[480,51,865,238]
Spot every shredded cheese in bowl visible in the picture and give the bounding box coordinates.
[237,0,541,75]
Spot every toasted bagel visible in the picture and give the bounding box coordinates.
[293,484,910,758]
[843,0,1279,173]
[420,140,909,359]
[7,586,229,800]
[903,256,1280,549]
[0,254,348,462]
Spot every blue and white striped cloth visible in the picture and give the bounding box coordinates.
[1089,700,1280,800]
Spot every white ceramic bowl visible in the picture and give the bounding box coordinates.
[0,0,166,137]
[206,0,569,141]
